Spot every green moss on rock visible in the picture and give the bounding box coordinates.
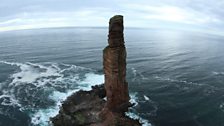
[73,112,85,125]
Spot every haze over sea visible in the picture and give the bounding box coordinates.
[0,27,224,126]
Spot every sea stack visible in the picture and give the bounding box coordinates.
[51,15,140,126]
[103,15,130,112]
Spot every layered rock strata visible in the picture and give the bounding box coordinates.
[102,15,130,112]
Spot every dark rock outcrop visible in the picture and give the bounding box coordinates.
[51,85,140,126]
[51,15,141,126]
[51,85,106,126]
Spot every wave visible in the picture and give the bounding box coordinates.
[126,92,152,126]
[212,71,224,76]
[144,95,150,101]
[153,75,203,86]
[0,61,62,85]
[0,61,104,125]
[220,102,224,112]
[0,94,21,107]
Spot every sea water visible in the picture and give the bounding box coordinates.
[0,27,224,126]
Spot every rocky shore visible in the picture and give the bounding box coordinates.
[51,85,140,126]
[51,15,141,126]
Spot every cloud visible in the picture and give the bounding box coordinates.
[0,7,117,31]
[0,0,223,34]
[123,3,222,25]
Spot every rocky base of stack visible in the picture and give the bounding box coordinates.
[51,84,141,126]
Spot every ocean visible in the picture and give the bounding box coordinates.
[0,27,224,126]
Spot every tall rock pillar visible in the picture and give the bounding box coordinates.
[103,15,130,112]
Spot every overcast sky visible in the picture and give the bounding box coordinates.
[0,0,224,34]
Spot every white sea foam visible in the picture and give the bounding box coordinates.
[31,89,80,126]
[144,95,150,101]
[130,92,139,107]
[0,61,23,66]
[0,61,62,86]
[212,71,224,75]
[1,61,151,126]
[126,92,152,126]
[132,68,137,77]
[77,73,104,90]
[153,75,204,86]
[0,94,21,107]
[31,107,56,125]
[220,102,224,112]
[31,72,104,126]
[126,112,152,126]
[131,67,149,82]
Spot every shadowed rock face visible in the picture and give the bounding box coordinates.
[103,15,130,112]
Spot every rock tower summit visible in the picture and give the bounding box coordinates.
[103,15,130,112]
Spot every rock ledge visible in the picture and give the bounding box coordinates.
[51,85,140,126]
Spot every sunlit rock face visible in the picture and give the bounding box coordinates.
[103,15,130,112]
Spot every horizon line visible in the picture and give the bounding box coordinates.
[0,25,223,37]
